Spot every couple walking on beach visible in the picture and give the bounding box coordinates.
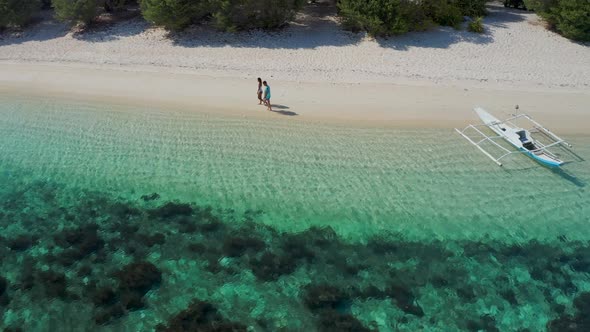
[257,78,272,112]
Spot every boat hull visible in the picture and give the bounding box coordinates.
[474,107,564,167]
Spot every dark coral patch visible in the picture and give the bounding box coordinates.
[281,235,316,263]
[116,261,162,296]
[0,276,9,306]
[304,284,350,311]
[137,232,166,247]
[387,284,424,317]
[249,251,297,281]
[465,314,500,332]
[92,287,118,307]
[37,270,68,299]
[222,235,265,257]
[0,276,7,296]
[94,304,125,325]
[546,292,590,331]
[7,235,37,251]
[317,309,372,332]
[148,202,193,219]
[54,224,104,265]
[156,300,247,332]
[110,202,142,219]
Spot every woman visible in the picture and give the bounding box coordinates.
[257,78,263,105]
[263,81,272,112]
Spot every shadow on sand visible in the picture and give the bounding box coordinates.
[378,5,527,50]
[269,105,297,116]
[1,3,532,51]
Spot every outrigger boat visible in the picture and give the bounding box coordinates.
[455,107,574,167]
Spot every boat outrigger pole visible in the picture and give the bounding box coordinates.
[455,107,575,167]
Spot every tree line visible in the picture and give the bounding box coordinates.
[0,0,588,41]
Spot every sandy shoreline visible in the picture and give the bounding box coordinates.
[1,2,589,133]
[1,61,589,134]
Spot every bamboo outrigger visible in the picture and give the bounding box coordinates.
[455,107,574,167]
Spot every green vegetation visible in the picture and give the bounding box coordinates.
[0,0,40,28]
[139,0,210,31]
[104,0,133,12]
[525,0,590,41]
[457,0,487,17]
[337,0,488,37]
[337,0,430,36]
[10,0,586,42]
[467,16,484,33]
[139,0,304,32]
[213,0,306,32]
[52,0,99,24]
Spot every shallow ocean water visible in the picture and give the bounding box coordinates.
[0,95,589,331]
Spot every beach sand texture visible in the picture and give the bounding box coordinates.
[1,4,589,90]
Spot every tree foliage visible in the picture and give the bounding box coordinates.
[337,0,488,37]
[52,0,99,24]
[0,0,40,28]
[139,0,304,31]
[338,0,431,36]
[213,0,305,31]
[139,0,210,31]
[525,0,590,41]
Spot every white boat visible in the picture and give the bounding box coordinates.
[455,107,573,167]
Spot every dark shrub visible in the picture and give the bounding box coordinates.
[427,0,463,28]
[504,0,527,9]
[457,0,487,17]
[52,0,99,24]
[0,0,40,28]
[525,0,590,41]
[139,0,210,31]
[549,0,590,41]
[338,0,487,36]
[213,0,306,31]
[338,0,430,36]
[524,0,555,12]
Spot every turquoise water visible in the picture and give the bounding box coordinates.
[1,95,589,331]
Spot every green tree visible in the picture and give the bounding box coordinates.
[52,0,99,24]
[523,0,556,12]
[525,0,589,41]
[550,0,590,41]
[425,0,463,29]
[139,0,210,31]
[213,0,306,31]
[456,0,487,17]
[338,0,430,37]
[0,0,40,28]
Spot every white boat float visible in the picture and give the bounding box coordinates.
[455,107,574,167]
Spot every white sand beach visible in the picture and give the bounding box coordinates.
[1,3,589,132]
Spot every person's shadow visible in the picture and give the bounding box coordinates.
[271,105,298,116]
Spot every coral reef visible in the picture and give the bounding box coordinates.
[0,182,589,331]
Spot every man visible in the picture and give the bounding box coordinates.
[257,77,263,105]
[263,81,272,112]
